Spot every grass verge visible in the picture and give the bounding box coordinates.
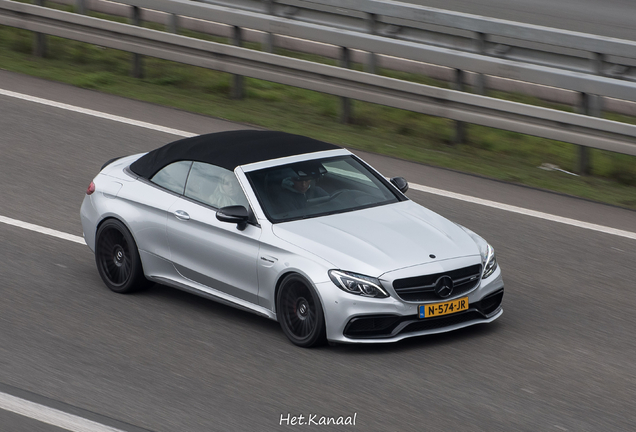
[1,14,636,210]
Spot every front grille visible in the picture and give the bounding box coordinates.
[392,264,482,302]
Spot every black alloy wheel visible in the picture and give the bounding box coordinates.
[95,219,149,293]
[277,274,326,347]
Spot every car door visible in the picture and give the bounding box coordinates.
[124,160,192,260]
[166,162,261,304]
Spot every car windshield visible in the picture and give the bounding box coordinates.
[246,155,401,222]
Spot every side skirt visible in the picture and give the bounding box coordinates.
[147,275,277,321]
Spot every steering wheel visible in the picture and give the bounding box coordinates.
[325,190,347,201]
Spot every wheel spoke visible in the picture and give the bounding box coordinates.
[105,258,117,280]
[297,317,305,336]
[121,239,129,255]
[102,233,115,253]
[307,311,315,328]
[122,254,130,275]
[295,283,305,298]
[304,318,312,336]
[288,313,300,331]
[285,292,295,308]
[122,259,131,280]
[114,265,123,284]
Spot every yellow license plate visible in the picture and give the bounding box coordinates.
[419,297,469,318]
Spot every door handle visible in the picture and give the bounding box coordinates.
[173,210,190,221]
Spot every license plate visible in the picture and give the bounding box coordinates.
[419,297,469,318]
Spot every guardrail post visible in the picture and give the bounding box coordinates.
[592,53,605,114]
[33,0,47,57]
[366,13,378,74]
[578,92,601,175]
[75,0,86,15]
[340,47,352,124]
[168,14,179,34]
[131,6,143,78]
[231,26,245,99]
[452,69,466,144]
[264,0,275,53]
[475,33,487,95]
[577,53,605,175]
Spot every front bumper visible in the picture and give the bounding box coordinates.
[319,267,504,344]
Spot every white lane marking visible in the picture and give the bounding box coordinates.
[0,89,195,138]
[1,88,635,242]
[0,391,126,432]
[0,215,85,245]
[410,184,636,241]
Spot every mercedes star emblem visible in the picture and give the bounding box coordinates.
[434,276,454,298]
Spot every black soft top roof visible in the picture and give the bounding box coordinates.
[129,130,340,179]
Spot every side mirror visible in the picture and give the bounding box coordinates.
[390,176,409,194]
[216,205,249,231]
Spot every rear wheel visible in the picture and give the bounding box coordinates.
[95,219,149,293]
[277,274,326,347]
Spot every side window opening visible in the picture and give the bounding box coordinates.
[150,161,192,195]
[184,162,249,209]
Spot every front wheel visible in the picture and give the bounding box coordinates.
[95,219,150,293]
[276,274,326,348]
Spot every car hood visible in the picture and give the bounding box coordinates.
[272,200,480,276]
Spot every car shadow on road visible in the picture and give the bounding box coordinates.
[134,282,503,353]
[137,282,281,327]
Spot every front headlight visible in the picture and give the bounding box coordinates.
[481,244,498,279]
[328,270,389,298]
[458,224,498,279]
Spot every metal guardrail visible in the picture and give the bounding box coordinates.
[197,0,636,80]
[1,0,636,157]
[103,0,636,105]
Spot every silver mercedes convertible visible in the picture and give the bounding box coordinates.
[81,130,503,347]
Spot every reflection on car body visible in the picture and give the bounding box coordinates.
[81,130,503,347]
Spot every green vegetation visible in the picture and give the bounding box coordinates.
[1,8,636,209]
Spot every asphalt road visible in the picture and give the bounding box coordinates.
[408,0,636,40]
[1,71,636,432]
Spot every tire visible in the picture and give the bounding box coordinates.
[95,219,150,293]
[276,274,327,348]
